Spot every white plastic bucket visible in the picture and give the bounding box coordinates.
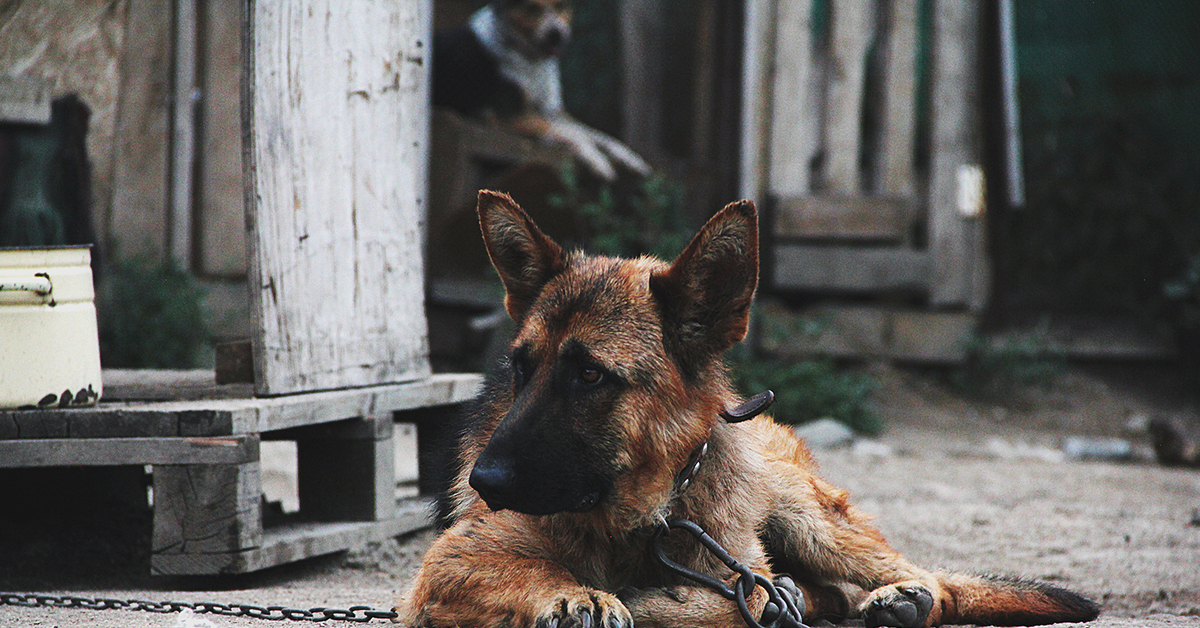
[0,245,102,409]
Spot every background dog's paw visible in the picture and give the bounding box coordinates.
[862,582,935,628]
[535,590,632,628]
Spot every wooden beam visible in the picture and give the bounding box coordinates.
[770,244,929,292]
[196,0,248,277]
[772,196,910,242]
[0,373,483,438]
[151,498,432,575]
[297,419,394,522]
[0,434,259,467]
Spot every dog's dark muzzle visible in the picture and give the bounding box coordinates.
[469,429,608,516]
[469,455,604,515]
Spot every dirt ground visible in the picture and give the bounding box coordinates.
[2,364,1199,628]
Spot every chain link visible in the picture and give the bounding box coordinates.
[652,517,807,628]
[0,592,398,623]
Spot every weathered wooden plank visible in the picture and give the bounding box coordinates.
[878,0,919,197]
[760,304,976,363]
[0,435,258,467]
[197,0,248,277]
[10,411,69,438]
[771,244,929,293]
[108,0,172,261]
[68,410,179,438]
[152,461,263,555]
[773,196,909,242]
[822,2,874,194]
[0,374,482,438]
[927,0,986,308]
[767,0,822,197]
[151,498,432,575]
[247,373,482,434]
[246,0,432,395]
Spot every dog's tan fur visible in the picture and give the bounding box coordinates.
[396,191,1099,628]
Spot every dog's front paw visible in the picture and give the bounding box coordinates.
[862,581,936,628]
[534,590,632,628]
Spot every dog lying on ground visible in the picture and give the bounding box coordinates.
[396,191,1101,628]
[433,0,650,181]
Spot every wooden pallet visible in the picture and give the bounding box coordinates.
[0,371,481,576]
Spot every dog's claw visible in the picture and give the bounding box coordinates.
[536,591,631,628]
[862,583,935,628]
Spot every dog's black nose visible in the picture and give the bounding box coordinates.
[469,459,516,511]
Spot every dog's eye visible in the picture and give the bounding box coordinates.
[579,368,603,385]
[511,351,532,388]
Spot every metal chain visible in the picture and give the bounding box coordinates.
[652,517,807,628]
[0,592,398,622]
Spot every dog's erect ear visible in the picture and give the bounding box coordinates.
[478,190,567,321]
[650,200,758,373]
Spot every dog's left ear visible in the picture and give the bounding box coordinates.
[651,200,758,370]
[478,190,568,321]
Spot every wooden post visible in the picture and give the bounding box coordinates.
[878,0,919,199]
[109,0,173,262]
[244,0,432,395]
[822,2,873,194]
[767,0,823,197]
[295,417,395,522]
[619,0,665,163]
[152,460,263,555]
[196,0,248,277]
[927,0,987,308]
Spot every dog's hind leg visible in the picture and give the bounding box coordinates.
[759,448,1097,627]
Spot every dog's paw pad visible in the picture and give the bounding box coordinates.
[536,591,632,628]
[863,582,935,628]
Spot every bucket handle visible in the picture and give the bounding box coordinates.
[0,273,54,304]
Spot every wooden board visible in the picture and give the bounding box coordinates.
[0,435,258,467]
[245,0,432,395]
[758,304,977,363]
[772,196,910,242]
[151,498,432,575]
[770,244,929,293]
[0,373,482,438]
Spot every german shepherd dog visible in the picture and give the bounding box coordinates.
[397,191,1100,628]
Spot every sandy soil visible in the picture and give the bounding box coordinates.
[2,365,1198,628]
